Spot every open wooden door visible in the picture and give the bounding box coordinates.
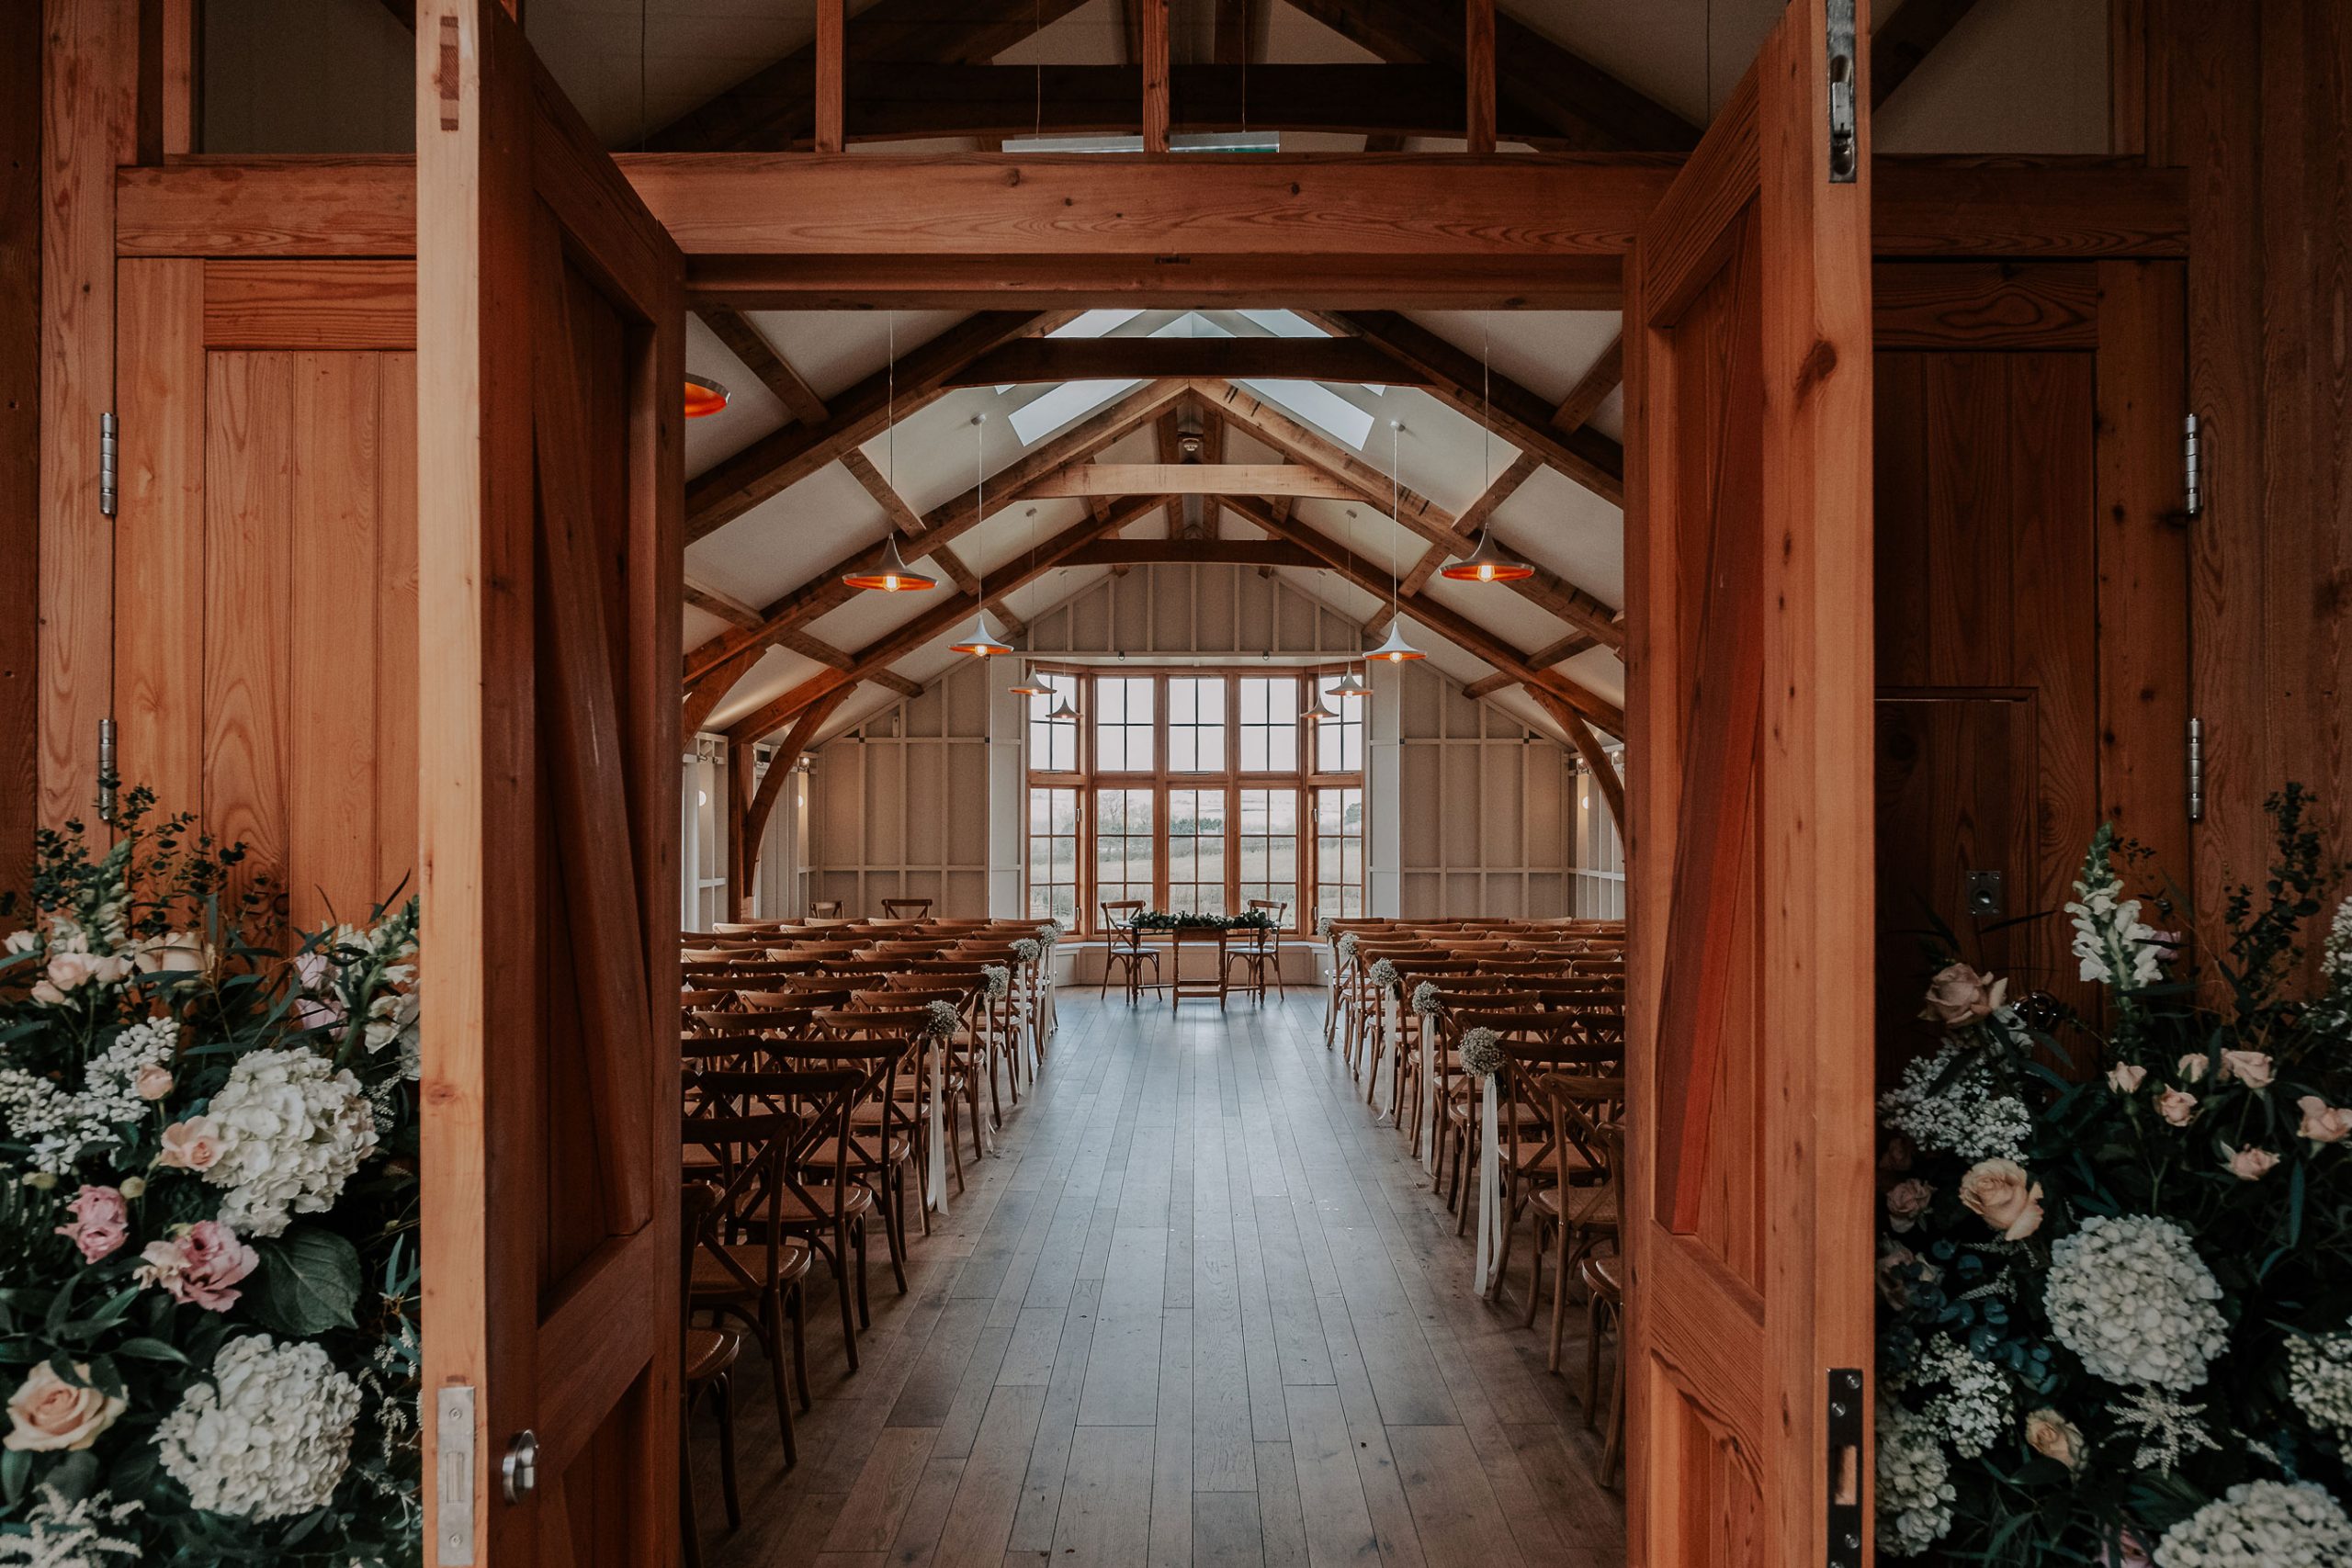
[1621,1,1874,1564]
[416,3,685,1564]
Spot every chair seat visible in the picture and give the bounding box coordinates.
[774,1182,879,1224]
[1582,1250,1623,1303]
[690,1239,815,1306]
[802,1134,912,1172]
[685,1326,743,1387]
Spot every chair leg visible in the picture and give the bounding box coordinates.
[763,1288,796,1471]
[790,1281,812,1411]
[717,1374,744,1520]
[1523,1217,1546,1330]
[1582,1292,1602,1414]
[1600,1327,1625,1489]
[836,1222,863,1365]
[890,1165,911,1294]
[681,1407,704,1568]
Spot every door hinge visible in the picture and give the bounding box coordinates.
[1826,1368,1864,1568]
[2188,716,2205,823]
[1825,0,1859,184]
[2184,413,2202,518]
[98,412,119,519]
[435,1387,478,1565]
[96,720,117,825]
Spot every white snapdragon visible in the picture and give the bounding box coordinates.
[1877,1041,2032,1161]
[1876,1403,1956,1558]
[156,1336,360,1520]
[2313,895,2352,1032]
[2288,1330,2352,1436]
[2044,1215,2228,1391]
[200,1047,379,1237]
[2154,1481,2352,1568]
[2066,834,2166,990]
[0,1485,143,1566]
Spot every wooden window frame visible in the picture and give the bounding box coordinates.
[1022,663,1363,935]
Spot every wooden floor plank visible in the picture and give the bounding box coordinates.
[1051,1425,1159,1565]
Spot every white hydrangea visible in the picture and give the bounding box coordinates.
[157,1336,360,1520]
[0,1485,143,1566]
[2066,838,2166,990]
[1877,1041,2032,1161]
[2044,1215,2228,1390]
[0,1016,177,1174]
[1915,1336,2011,1458]
[200,1047,379,1237]
[2154,1481,2352,1568]
[1876,1403,1956,1559]
[2288,1330,2352,1435]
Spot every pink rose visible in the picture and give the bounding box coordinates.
[156,1115,222,1172]
[1884,1179,1933,1233]
[2176,1053,2211,1084]
[135,1221,258,1311]
[1959,1158,2044,1240]
[2298,1095,2352,1144]
[2157,1089,2199,1126]
[28,951,130,1006]
[132,1064,174,1102]
[53,1185,130,1263]
[1919,963,2007,1028]
[2098,1529,2154,1568]
[2025,1408,2086,1470]
[2,1363,125,1452]
[2219,1050,2275,1089]
[2224,1145,2279,1181]
[2149,931,2185,962]
[2107,1063,2147,1093]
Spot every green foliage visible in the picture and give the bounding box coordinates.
[1125,908,1273,932]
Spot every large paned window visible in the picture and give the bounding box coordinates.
[1024,668,1364,932]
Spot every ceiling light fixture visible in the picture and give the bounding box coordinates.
[1370,422,1426,662]
[1046,692,1080,721]
[683,371,730,419]
[844,315,936,592]
[1440,321,1533,582]
[951,414,1013,656]
[1330,668,1369,699]
[1301,688,1340,722]
[1009,662,1050,698]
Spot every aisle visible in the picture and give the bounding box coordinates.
[693,989,1626,1568]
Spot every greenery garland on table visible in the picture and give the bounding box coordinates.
[1876,787,2352,1567]
[1124,910,1273,933]
[0,791,420,1567]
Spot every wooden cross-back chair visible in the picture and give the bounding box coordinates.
[1527,1077,1625,1384]
[819,1006,963,1220]
[1342,940,1432,1079]
[1495,1047,1622,1303]
[680,1182,747,1566]
[678,1106,808,1474]
[1428,998,1541,1209]
[1224,898,1290,999]
[1385,958,1483,1137]
[1099,900,1160,1003]
[878,897,934,920]
[884,966,1009,1130]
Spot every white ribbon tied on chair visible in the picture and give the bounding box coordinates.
[1418,1023,1438,1173]
[1473,1074,1503,1296]
[925,1034,950,1216]
[1376,992,1400,1125]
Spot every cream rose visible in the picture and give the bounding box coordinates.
[1919,963,2007,1028]
[2177,1053,2211,1084]
[2024,1408,2086,1470]
[2157,1089,2199,1126]
[29,950,130,1006]
[2219,1050,2275,1089]
[2298,1095,2352,1145]
[133,1064,175,1101]
[2108,1063,2147,1093]
[1959,1158,2043,1240]
[2225,1145,2279,1181]
[3,1363,127,1452]
[157,1115,223,1172]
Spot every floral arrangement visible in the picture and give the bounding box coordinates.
[922,1000,960,1040]
[1315,917,1334,940]
[1125,909,1273,933]
[1875,789,2352,1566]
[1366,959,1400,995]
[0,792,419,1565]
[1337,933,1359,966]
[1035,921,1061,949]
[1411,981,1443,1018]
[1012,938,1042,964]
[980,965,1010,1000]
[1458,1026,1503,1080]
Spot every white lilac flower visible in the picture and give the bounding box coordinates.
[2154,1481,2352,1568]
[0,1484,143,1566]
[1411,981,1442,1018]
[2288,1330,2352,1435]
[1367,959,1400,993]
[1876,1040,2032,1162]
[1875,1403,1956,1559]
[158,1336,360,1521]
[2043,1215,2228,1391]
[2066,829,2167,990]
[1458,1027,1504,1079]
[1914,1337,2012,1458]
[200,1047,379,1238]
[0,1016,178,1174]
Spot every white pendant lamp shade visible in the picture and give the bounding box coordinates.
[1301,690,1340,722]
[1009,666,1049,697]
[1329,669,1369,699]
[1046,694,1080,720]
[1367,621,1426,663]
[950,609,1013,657]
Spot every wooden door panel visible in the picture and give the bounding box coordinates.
[1623,2,1874,1563]
[419,3,684,1563]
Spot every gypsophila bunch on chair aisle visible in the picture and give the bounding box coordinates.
[1874,786,2352,1567]
[0,787,422,1568]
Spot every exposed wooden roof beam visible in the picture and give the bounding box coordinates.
[725,495,1167,743]
[868,671,923,700]
[837,447,926,533]
[1461,671,1516,700]
[775,629,854,671]
[1872,0,1984,108]
[1215,0,1250,64]
[1526,685,1626,818]
[1527,628,1600,667]
[1277,0,1699,152]
[1551,334,1622,434]
[1196,379,1624,651]
[684,576,766,630]
[646,0,1096,152]
[950,335,1412,388]
[684,379,1188,690]
[739,689,850,897]
[1030,464,1356,499]
[694,306,828,426]
[1225,495,1623,734]
[1064,539,1321,569]
[1387,449,1544,610]
[1464,0,1496,154]
[1322,310,1623,505]
[685,310,1054,543]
